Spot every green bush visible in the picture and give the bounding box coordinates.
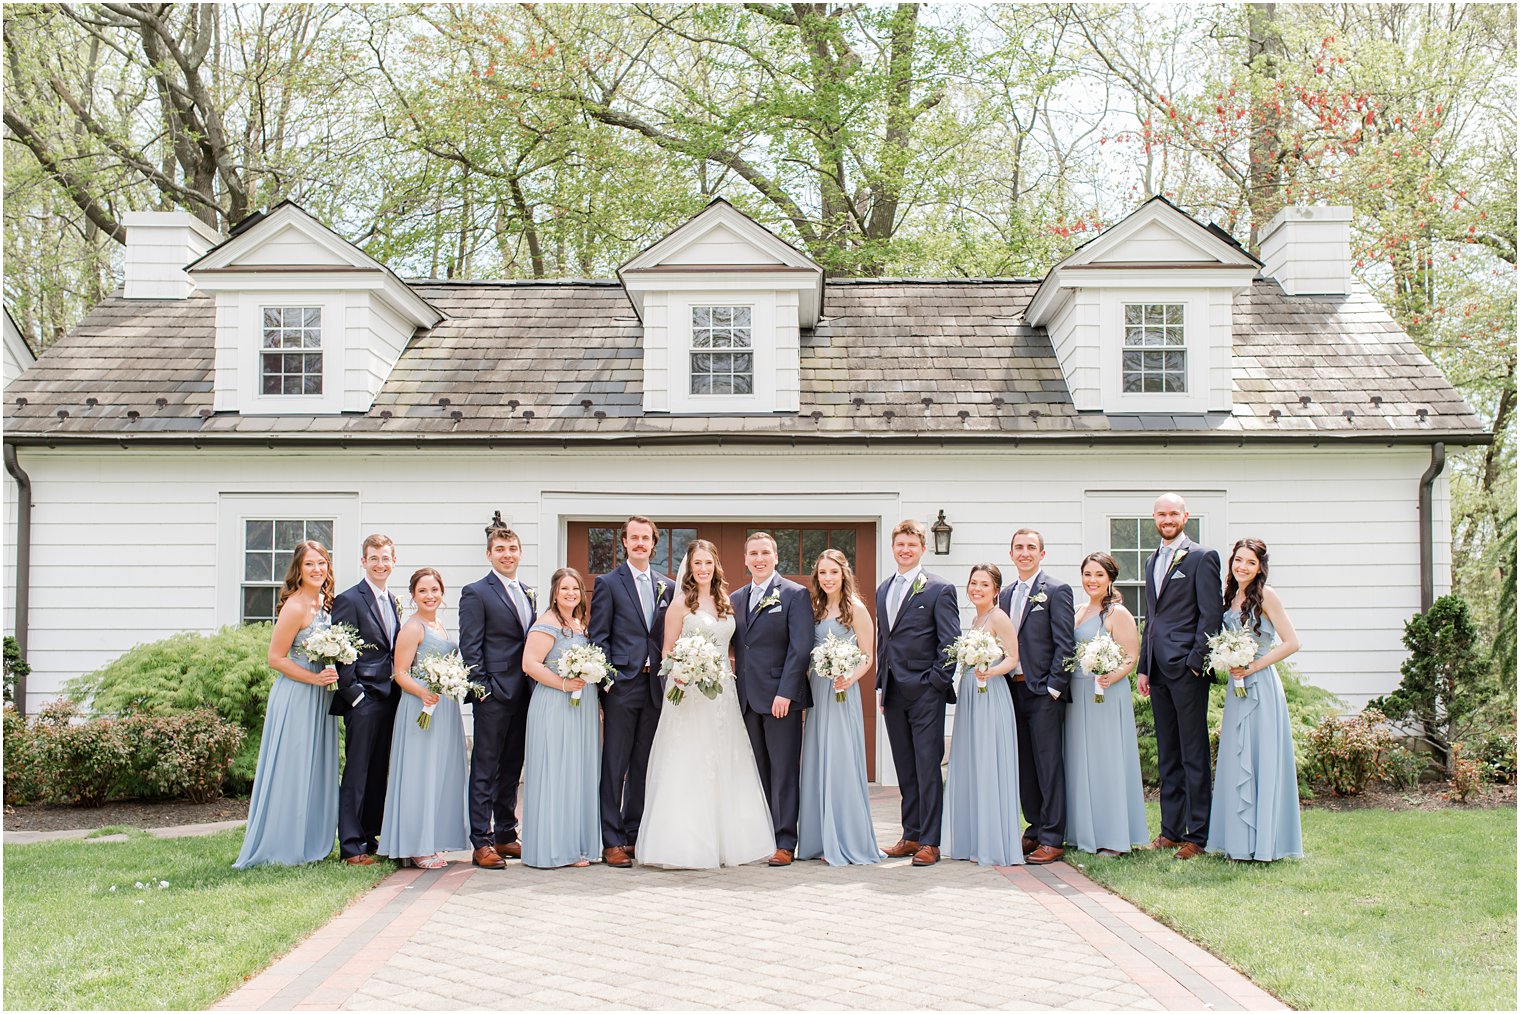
[66,623,276,791]
[121,709,246,803]
[1446,743,1484,802]
[2,705,45,805]
[1461,702,1517,784]
[28,700,133,806]
[3,636,30,706]
[1383,744,1429,790]
[1306,707,1396,796]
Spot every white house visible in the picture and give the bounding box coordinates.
[2,197,1487,781]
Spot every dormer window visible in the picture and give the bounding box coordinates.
[261,306,324,395]
[691,305,754,395]
[1122,303,1186,394]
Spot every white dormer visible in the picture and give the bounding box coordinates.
[186,203,441,416]
[619,199,823,414]
[1026,197,1259,415]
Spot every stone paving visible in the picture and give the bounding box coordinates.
[215,790,1285,1011]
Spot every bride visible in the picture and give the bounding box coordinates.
[637,539,776,868]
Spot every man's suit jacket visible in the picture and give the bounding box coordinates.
[875,570,960,706]
[730,576,814,714]
[328,580,400,717]
[1138,536,1224,681]
[998,570,1076,700]
[458,572,538,702]
[588,563,674,699]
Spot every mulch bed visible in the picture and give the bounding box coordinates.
[4,796,250,833]
[1302,781,1516,811]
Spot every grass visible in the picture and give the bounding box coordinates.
[1073,804,1517,1010]
[3,829,392,1010]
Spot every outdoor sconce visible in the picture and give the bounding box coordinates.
[931,510,953,555]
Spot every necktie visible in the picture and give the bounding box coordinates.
[750,582,767,614]
[379,590,395,643]
[507,580,530,629]
[637,572,654,626]
[1154,546,1174,595]
[1010,581,1028,633]
[889,574,909,627]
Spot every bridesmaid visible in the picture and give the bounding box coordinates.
[380,568,470,869]
[521,568,601,869]
[1207,539,1304,862]
[234,541,340,868]
[1064,553,1148,857]
[942,564,1024,867]
[797,549,883,866]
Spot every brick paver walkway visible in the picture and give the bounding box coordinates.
[216,791,1285,1011]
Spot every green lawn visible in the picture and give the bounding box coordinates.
[1073,805,1518,1010]
[3,828,392,1010]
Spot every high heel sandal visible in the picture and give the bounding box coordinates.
[413,854,448,870]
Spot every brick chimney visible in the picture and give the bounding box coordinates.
[1259,205,1352,296]
[122,212,224,299]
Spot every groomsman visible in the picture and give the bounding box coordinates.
[459,515,537,870]
[730,531,814,867]
[875,519,959,867]
[329,534,402,865]
[588,516,674,869]
[1137,493,1224,860]
[999,528,1075,864]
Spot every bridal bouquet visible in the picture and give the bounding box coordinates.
[947,629,1004,693]
[1066,632,1127,703]
[659,634,724,705]
[299,623,369,692]
[413,650,479,729]
[1207,628,1260,698]
[811,631,867,702]
[556,643,613,707]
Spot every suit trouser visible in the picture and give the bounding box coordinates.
[1012,682,1066,847]
[883,686,948,846]
[338,690,399,857]
[1151,673,1213,845]
[599,671,661,848]
[468,691,530,849]
[743,704,804,851]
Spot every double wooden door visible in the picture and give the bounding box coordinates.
[566,520,879,779]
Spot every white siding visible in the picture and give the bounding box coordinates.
[1089,219,1214,264]
[641,292,670,413]
[1260,206,1352,296]
[234,225,352,267]
[662,224,783,266]
[1207,288,1234,412]
[1044,289,1102,410]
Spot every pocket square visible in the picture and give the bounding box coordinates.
[1031,605,1045,612]
[1170,571,1187,580]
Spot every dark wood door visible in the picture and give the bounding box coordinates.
[567,520,879,779]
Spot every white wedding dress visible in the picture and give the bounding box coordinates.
[637,610,777,869]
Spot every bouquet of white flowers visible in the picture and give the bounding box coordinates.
[556,642,612,707]
[659,634,725,705]
[1207,627,1260,698]
[413,650,479,729]
[811,631,867,702]
[947,628,1004,694]
[298,623,370,692]
[1066,632,1128,703]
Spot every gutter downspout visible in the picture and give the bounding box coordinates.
[1419,441,1446,613]
[3,443,30,715]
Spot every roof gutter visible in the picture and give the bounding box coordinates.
[3,443,30,715]
[1419,441,1446,612]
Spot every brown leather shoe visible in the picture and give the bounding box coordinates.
[1174,842,1206,860]
[472,846,506,869]
[602,846,632,868]
[625,845,636,859]
[1021,836,1039,856]
[342,854,375,866]
[883,838,920,858]
[768,848,794,867]
[494,841,522,860]
[911,844,940,866]
[1027,845,1065,865]
[1148,834,1183,850]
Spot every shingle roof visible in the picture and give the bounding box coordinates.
[2,278,1487,443]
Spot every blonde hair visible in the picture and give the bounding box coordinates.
[891,519,927,546]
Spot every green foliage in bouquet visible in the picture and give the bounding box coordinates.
[66,623,276,791]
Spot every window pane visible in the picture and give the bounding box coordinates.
[275,520,305,550]
[1163,351,1185,372]
[589,527,615,575]
[242,586,276,625]
[246,519,273,551]
[732,373,753,395]
[732,307,752,327]
[303,307,321,328]
[308,520,333,549]
[773,529,801,573]
[1123,304,1142,325]
[1120,585,1142,622]
[1109,518,1135,549]
[830,529,856,570]
[692,353,715,374]
[801,529,827,573]
[669,529,697,576]
[244,550,273,582]
[692,306,711,326]
[691,373,713,395]
[1185,518,1201,541]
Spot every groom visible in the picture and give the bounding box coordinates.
[588,515,674,869]
[730,531,814,867]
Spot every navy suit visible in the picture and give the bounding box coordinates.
[587,563,673,849]
[329,580,400,858]
[459,571,537,850]
[730,576,814,852]
[999,571,1076,848]
[1138,536,1224,846]
[876,569,959,847]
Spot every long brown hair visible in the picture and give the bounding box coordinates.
[810,549,859,631]
[1080,552,1123,620]
[278,541,335,614]
[546,567,590,629]
[408,567,445,602]
[681,539,733,618]
[1223,538,1269,635]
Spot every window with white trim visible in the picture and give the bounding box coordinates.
[690,305,753,395]
[261,306,323,395]
[1121,303,1186,394]
[241,517,335,623]
[1109,515,1200,622]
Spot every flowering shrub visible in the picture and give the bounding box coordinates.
[1382,745,1429,790]
[28,700,133,806]
[1445,743,1484,803]
[121,709,246,803]
[1306,708,1396,796]
[2,705,45,805]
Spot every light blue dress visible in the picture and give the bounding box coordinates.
[380,622,470,859]
[798,618,883,865]
[942,626,1024,867]
[1206,608,1303,861]
[522,623,601,868]
[1064,610,1149,854]
[234,614,340,869]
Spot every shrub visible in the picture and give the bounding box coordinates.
[121,709,247,803]
[1383,745,1429,790]
[1306,707,1396,796]
[2,705,45,805]
[66,623,276,791]
[1461,705,1517,785]
[28,700,133,806]
[1446,743,1484,803]
[3,636,29,706]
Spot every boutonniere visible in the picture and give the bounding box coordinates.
[1030,591,1048,605]
[756,590,782,612]
[524,586,536,604]
[910,574,927,596]
[1170,549,1189,569]
[656,579,669,599]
